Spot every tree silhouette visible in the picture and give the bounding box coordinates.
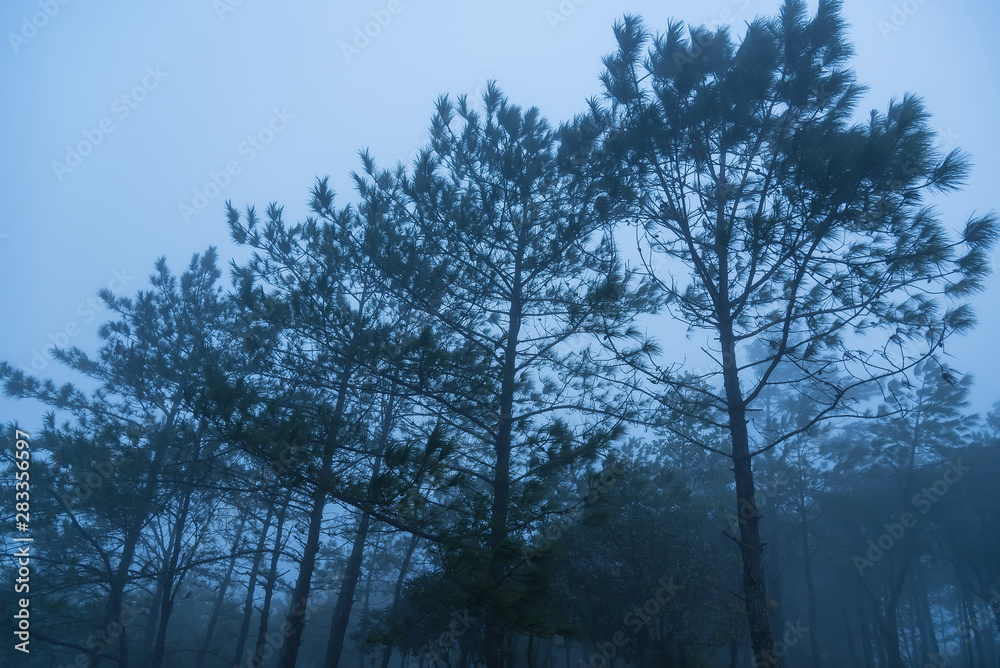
[593,1,997,663]
[352,82,652,667]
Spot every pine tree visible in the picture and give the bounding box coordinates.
[593,2,998,664]
[353,82,652,668]
[0,249,241,668]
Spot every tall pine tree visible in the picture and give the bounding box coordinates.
[593,2,997,664]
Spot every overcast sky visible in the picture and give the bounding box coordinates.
[2,0,998,429]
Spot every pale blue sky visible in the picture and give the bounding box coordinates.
[2,0,998,427]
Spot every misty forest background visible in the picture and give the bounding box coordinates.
[2,2,999,667]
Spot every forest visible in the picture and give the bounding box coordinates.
[2,2,998,667]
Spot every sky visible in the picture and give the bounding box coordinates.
[2,0,998,430]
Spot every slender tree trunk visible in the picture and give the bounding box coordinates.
[840,606,860,668]
[141,549,166,664]
[974,602,989,668]
[858,583,875,668]
[324,511,373,667]
[279,355,357,668]
[879,594,905,668]
[541,636,554,668]
[277,481,328,668]
[870,595,889,668]
[196,512,247,668]
[800,519,821,668]
[914,560,940,658]
[984,585,1000,668]
[861,551,911,668]
[486,257,523,668]
[92,470,169,666]
[151,483,194,668]
[963,587,987,668]
[92,404,189,668]
[901,599,917,668]
[763,484,785,651]
[327,386,396,668]
[251,492,290,668]
[357,553,375,668]
[380,534,419,668]
[232,491,277,667]
[719,322,775,667]
[907,581,923,662]
[91,543,138,668]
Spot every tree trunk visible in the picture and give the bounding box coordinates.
[963,587,987,668]
[879,594,905,668]
[380,534,419,668]
[232,491,277,668]
[277,481,328,668]
[324,510,373,667]
[840,605,860,668]
[141,549,166,664]
[279,357,357,668]
[151,482,194,668]
[861,547,910,668]
[327,386,396,668]
[914,560,940,659]
[91,447,174,666]
[800,519,821,668]
[868,595,888,668]
[357,551,375,668]
[989,586,1000,668]
[901,599,917,668]
[856,585,875,668]
[91,545,138,668]
[964,594,977,668]
[719,323,775,667]
[251,491,290,668]
[485,255,523,668]
[196,511,248,668]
